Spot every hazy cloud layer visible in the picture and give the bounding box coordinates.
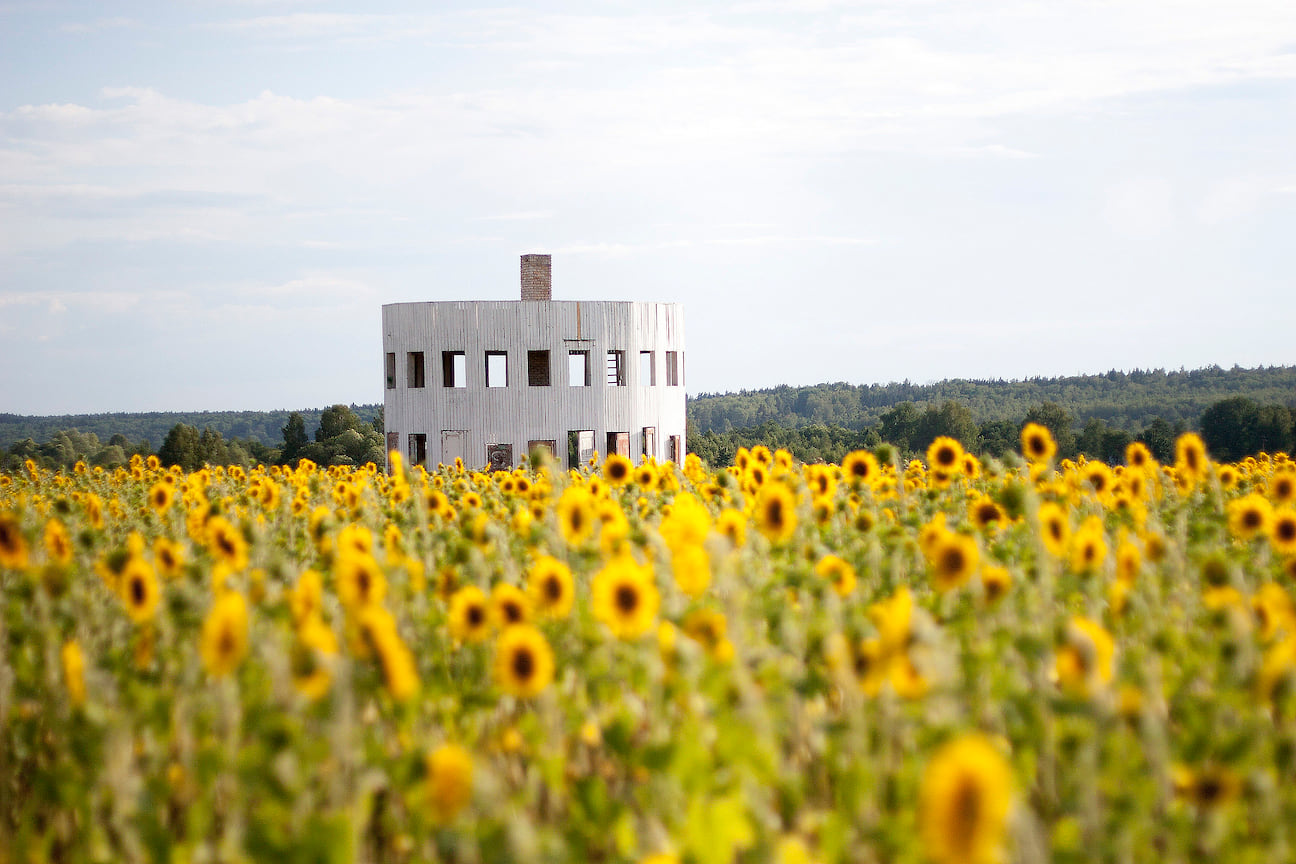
[1,1,1294,413]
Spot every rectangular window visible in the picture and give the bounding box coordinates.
[407,351,425,388]
[442,351,466,388]
[607,350,626,386]
[386,352,396,389]
[485,351,508,387]
[386,432,399,461]
[528,350,551,386]
[639,350,655,386]
[607,431,629,457]
[486,443,513,471]
[666,351,679,387]
[441,430,467,465]
[568,430,595,469]
[568,350,590,387]
[643,426,656,460]
[408,433,427,466]
[528,439,557,460]
[669,435,683,463]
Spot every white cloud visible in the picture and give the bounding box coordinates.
[1103,177,1177,237]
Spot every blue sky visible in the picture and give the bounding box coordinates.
[1,1,1294,414]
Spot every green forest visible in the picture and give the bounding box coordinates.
[3,365,1293,471]
[687,365,1296,433]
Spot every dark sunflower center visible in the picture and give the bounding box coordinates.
[1243,510,1262,529]
[936,447,956,467]
[1278,521,1296,542]
[544,576,562,601]
[568,510,584,532]
[940,548,965,575]
[218,627,236,657]
[615,584,639,614]
[467,605,484,627]
[511,647,535,680]
[503,602,522,623]
[130,577,146,604]
[951,777,982,850]
[610,463,627,480]
[1049,521,1063,541]
[217,533,236,556]
[1197,777,1222,804]
[766,499,785,528]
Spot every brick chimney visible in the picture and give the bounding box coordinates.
[520,254,552,301]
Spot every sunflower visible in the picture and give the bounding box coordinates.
[1115,540,1141,584]
[337,523,375,557]
[1270,469,1296,505]
[634,463,659,491]
[44,518,73,566]
[1125,441,1153,471]
[1021,423,1057,463]
[448,586,492,643]
[815,554,857,597]
[1271,507,1296,556]
[335,551,386,611]
[557,486,596,547]
[62,640,86,707]
[755,483,798,545]
[918,734,1013,864]
[929,532,979,593]
[528,556,574,619]
[592,555,659,640]
[121,557,161,623]
[1068,517,1108,575]
[1054,616,1115,698]
[1175,765,1241,810]
[147,481,174,515]
[201,592,249,678]
[970,498,1007,533]
[979,566,1011,605]
[927,437,965,473]
[683,609,732,661]
[1227,493,1273,542]
[491,582,531,628]
[1082,462,1114,497]
[1037,502,1070,558]
[369,614,419,701]
[671,544,711,598]
[0,513,28,570]
[603,454,633,487]
[716,509,747,547]
[494,624,555,698]
[1174,433,1209,484]
[291,616,338,700]
[841,450,881,487]
[426,744,474,824]
[206,516,249,571]
[290,569,324,624]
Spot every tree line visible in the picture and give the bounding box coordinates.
[686,396,1295,468]
[2,405,385,473]
[687,365,1296,434]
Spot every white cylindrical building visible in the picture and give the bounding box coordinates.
[382,255,686,471]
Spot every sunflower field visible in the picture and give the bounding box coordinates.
[3,428,1296,863]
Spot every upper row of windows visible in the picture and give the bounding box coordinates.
[386,349,683,390]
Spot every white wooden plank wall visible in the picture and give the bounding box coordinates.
[383,301,687,470]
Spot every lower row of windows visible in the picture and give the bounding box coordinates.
[392,429,684,471]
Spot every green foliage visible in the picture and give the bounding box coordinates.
[1200,397,1295,462]
[688,365,1296,434]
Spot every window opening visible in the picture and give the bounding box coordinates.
[408,433,427,466]
[486,443,513,471]
[666,351,679,387]
[639,351,655,386]
[607,432,629,457]
[407,351,425,388]
[442,351,466,388]
[642,427,657,460]
[486,351,508,387]
[528,350,551,386]
[568,350,590,387]
[568,430,594,468]
[607,350,626,386]
[386,352,396,389]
